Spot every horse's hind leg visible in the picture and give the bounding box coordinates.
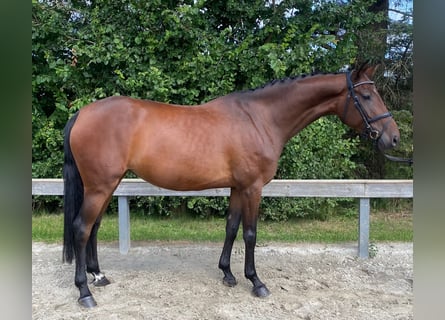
[86,216,111,287]
[73,190,113,307]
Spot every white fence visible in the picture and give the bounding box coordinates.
[32,179,413,258]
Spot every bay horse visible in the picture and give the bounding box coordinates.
[63,63,400,307]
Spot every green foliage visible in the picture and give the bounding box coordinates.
[32,0,413,220]
[132,196,183,217]
[277,117,359,179]
[351,1,413,179]
[261,117,360,221]
[186,197,229,219]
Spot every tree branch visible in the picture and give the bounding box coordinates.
[389,8,413,18]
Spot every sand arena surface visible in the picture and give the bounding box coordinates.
[32,241,412,319]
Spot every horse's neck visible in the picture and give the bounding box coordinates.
[248,74,345,143]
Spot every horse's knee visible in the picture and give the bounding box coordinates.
[225,224,239,241]
[226,210,241,231]
[243,228,256,244]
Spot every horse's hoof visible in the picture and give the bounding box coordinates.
[93,276,111,287]
[223,276,237,287]
[91,272,111,287]
[252,285,271,298]
[78,295,97,308]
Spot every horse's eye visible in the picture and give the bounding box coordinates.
[361,93,371,100]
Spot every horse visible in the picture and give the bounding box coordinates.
[63,63,400,307]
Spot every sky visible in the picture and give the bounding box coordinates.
[389,0,413,22]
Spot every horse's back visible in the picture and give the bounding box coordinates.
[70,96,251,190]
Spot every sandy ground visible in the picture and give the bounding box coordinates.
[32,241,412,320]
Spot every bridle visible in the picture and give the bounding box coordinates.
[343,71,413,165]
[343,71,393,140]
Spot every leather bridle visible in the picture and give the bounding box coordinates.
[343,71,413,165]
[343,71,393,140]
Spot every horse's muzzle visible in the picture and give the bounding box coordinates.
[377,132,400,151]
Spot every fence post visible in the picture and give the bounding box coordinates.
[118,196,130,254]
[358,197,370,258]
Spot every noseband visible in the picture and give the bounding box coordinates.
[343,71,393,140]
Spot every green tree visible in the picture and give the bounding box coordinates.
[352,0,413,179]
[32,0,412,219]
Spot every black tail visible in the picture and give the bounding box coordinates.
[63,111,83,264]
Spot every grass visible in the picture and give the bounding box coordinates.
[32,210,412,243]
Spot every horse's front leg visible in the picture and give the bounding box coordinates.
[241,185,271,297]
[218,188,242,287]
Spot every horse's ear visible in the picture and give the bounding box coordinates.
[363,64,379,79]
[352,60,379,80]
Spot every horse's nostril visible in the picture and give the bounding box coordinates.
[392,135,399,147]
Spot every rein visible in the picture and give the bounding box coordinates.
[383,153,413,165]
[344,72,413,165]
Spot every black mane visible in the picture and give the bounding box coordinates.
[247,71,342,92]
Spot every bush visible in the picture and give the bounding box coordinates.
[260,117,360,221]
[32,0,412,220]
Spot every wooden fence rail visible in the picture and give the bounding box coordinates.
[32,179,413,258]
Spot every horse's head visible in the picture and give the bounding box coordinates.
[341,64,400,151]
